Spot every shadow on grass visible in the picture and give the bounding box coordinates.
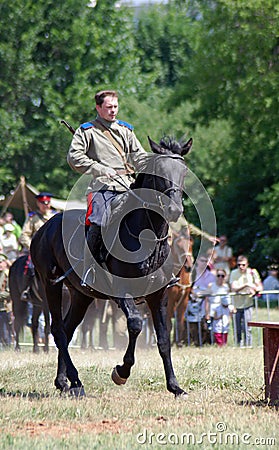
[0,389,50,399]
[239,399,279,410]
[0,388,97,400]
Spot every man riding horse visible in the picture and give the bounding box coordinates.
[67,89,179,289]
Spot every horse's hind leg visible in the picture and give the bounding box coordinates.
[31,305,41,353]
[44,283,82,394]
[52,286,91,396]
[111,296,142,385]
[176,288,190,347]
[147,289,187,398]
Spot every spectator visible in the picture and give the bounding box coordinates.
[185,295,208,346]
[192,254,215,294]
[3,212,22,240]
[18,192,55,300]
[19,193,55,252]
[1,223,18,262]
[185,254,215,346]
[0,218,5,242]
[205,269,230,340]
[213,296,236,347]
[262,264,279,303]
[0,253,12,347]
[229,255,262,347]
[213,235,234,276]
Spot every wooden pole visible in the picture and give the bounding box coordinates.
[20,176,29,219]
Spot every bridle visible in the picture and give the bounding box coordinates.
[114,153,185,209]
[118,153,186,243]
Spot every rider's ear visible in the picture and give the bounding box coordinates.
[181,138,193,156]
[148,136,165,155]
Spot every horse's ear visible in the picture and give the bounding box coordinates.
[181,138,193,156]
[148,136,165,154]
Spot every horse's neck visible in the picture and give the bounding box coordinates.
[129,208,167,237]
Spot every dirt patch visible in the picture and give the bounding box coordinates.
[11,419,134,438]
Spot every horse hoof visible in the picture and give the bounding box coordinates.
[175,391,188,400]
[69,386,86,397]
[111,367,127,386]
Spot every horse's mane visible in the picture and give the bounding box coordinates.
[159,135,187,155]
[131,135,185,190]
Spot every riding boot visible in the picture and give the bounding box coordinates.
[81,224,102,288]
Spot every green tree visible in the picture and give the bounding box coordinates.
[0,0,139,198]
[173,0,279,265]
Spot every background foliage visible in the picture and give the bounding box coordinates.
[0,0,278,269]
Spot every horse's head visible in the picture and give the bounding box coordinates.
[142,135,192,223]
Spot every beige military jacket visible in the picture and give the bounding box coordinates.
[67,115,148,193]
[19,210,55,250]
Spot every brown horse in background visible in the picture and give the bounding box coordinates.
[167,232,193,347]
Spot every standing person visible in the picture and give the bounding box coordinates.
[213,235,234,276]
[213,296,236,347]
[19,193,55,252]
[229,255,262,347]
[0,254,12,347]
[67,89,152,288]
[1,223,19,262]
[3,212,22,240]
[19,192,55,300]
[262,264,279,303]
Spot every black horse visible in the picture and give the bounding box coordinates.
[30,136,192,397]
[9,254,51,353]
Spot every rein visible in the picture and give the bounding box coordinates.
[124,220,169,243]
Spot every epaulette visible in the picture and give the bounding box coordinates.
[80,122,95,131]
[116,119,134,131]
[28,211,37,217]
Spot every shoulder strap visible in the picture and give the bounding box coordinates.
[93,119,134,174]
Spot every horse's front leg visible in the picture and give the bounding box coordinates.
[111,296,142,385]
[147,289,188,398]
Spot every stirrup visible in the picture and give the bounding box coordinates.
[80,266,96,288]
[20,287,30,301]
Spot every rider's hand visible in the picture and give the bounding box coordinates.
[106,168,117,178]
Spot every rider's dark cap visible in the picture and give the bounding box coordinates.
[36,192,53,204]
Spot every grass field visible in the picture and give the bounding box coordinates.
[0,340,278,449]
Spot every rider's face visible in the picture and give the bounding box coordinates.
[37,201,51,214]
[96,96,119,122]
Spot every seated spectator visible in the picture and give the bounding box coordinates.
[263,264,279,302]
[213,296,236,347]
[185,296,209,347]
[185,254,215,346]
